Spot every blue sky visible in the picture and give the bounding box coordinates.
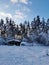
[0,0,49,24]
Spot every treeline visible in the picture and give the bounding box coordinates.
[0,16,49,40]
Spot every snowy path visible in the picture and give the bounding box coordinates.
[0,46,49,65]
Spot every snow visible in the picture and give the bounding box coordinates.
[21,42,33,46]
[0,46,49,65]
[21,38,33,46]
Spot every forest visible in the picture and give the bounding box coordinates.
[0,16,49,46]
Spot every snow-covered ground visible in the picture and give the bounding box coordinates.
[0,46,49,65]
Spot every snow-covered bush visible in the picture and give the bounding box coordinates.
[0,36,6,45]
[36,32,48,45]
[28,33,37,42]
